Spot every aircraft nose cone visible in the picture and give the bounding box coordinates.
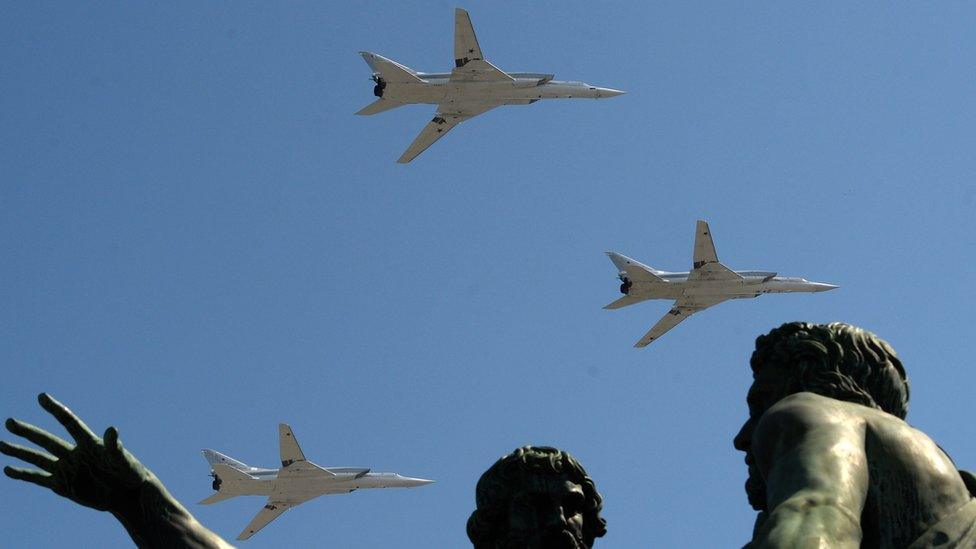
[405,477,435,487]
[814,283,839,292]
[596,87,626,98]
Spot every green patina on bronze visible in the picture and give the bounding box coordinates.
[736,322,976,548]
[1,393,232,549]
[467,445,607,548]
[7,323,976,548]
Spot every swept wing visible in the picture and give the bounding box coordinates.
[451,59,514,83]
[236,427,339,539]
[634,296,729,347]
[693,220,719,268]
[603,295,649,310]
[356,99,405,116]
[237,462,343,539]
[236,480,349,540]
[237,500,296,540]
[280,423,312,468]
[454,8,483,66]
[688,261,742,282]
[279,423,334,475]
[450,8,513,82]
[398,104,496,163]
[689,220,742,282]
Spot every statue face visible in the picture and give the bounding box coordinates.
[733,371,790,511]
[502,476,588,549]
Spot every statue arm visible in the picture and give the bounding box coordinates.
[2,393,233,548]
[110,478,233,548]
[750,394,869,549]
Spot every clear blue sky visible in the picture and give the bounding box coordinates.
[3,2,976,547]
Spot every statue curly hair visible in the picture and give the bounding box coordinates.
[751,321,910,418]
[467,446,607,548]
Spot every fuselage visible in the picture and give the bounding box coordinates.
[215,464,433,498]
[378,71,624,106]
[622,271,838,301]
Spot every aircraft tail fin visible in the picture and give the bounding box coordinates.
[356,98,406,116]
[605,252,666,282]
[359,52,423,84]
[202,449,249,471]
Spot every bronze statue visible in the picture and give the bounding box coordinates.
[467,445,607,548]
[1,393,232,548]
[735,322,976,548]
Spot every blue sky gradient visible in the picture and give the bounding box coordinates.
[3,2,976,546]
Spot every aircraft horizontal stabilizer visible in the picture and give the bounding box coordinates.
[359,52,423,84]
[213,463,256,482]
[202,449,249,470]
[605,252,664,283]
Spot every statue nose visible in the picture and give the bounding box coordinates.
[535,503,566,530]
[733,421,752,451]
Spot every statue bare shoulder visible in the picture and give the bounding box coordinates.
[737,322,976,549]
[748,392,868,549]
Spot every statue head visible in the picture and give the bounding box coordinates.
[733,321,909,510]
[466,446,607,548]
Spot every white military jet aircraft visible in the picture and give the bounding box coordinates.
[605,220,838,347]
[357,8,625,163]
[200,424,433,540]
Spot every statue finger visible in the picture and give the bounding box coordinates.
[103,426,124,459]
[0,441,57,472]
[5,418,71,458]
[37,393,96,445]
[3,465,53,489]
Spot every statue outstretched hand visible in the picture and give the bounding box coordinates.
[3,393,148,510]
[2,393,232,548]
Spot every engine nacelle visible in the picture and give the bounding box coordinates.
[743,272,778,284]
[619,276,632,295]
[373,77,386,98]
[512,74,555,88]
